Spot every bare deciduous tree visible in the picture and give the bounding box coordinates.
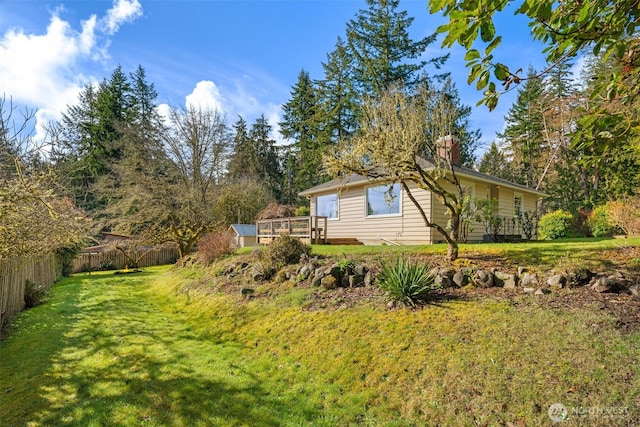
[161,106,231,205]
[325,83,471,260]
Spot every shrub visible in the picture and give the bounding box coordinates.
[24,279,48,308]
[100,260,116,271]
[586,205,615,237]
[606,197,640,236]
[538,210,574,240]
[256,202,296,220]
[196,229,236,265]
[263,235,311,266]
[295,205,310,216]
[377,258,438,307]
[56,243,83,277]
[518,211,538,240]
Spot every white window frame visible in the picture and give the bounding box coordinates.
[365,183,402,218]
[514,192,523,217]
[316,193,339,220]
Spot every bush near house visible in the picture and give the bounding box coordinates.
[587,205,617,237]
[538,210,574,240]
[262,235,311,267]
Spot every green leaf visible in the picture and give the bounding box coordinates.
[480,21,496,42]
[476,70,490,90]
[538,1,552,20]
[468,64,482,84]
[577,4,592,23]
[515,0,530,14]
[464,49,481,61]
[484,36,502,55]
[494,64,509,81]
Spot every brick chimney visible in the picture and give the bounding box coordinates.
[437,135,460,166]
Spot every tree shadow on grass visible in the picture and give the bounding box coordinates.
[1,271,318,426]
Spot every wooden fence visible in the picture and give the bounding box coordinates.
[71,247,179,273]
[0,253,59,327]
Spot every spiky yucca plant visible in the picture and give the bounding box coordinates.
[377,258,437,307]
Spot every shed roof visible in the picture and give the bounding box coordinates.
[229,224,256,237]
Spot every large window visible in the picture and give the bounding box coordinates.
[366,183,401,216]
[316,193,339,219]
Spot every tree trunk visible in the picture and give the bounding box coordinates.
[447,241,459,261]
[447,214,460,261]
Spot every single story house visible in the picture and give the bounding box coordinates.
[229,224,258,248]
[299,155,545,245]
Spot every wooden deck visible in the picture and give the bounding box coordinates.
[256,216,327,245]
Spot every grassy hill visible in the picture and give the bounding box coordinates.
[1,238,639,426]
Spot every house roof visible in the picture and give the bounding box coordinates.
[299,156,546,197]
[229,224,256,237]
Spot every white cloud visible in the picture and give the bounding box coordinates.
[101,0,143,35]
[0,1,142,139]
[183,80,285,144]
[185,80,226,112]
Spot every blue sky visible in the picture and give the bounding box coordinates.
[0,0,554,156]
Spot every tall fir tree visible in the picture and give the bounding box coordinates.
[478,142,513,180]
[345,0,446,97]
[562,53,640,208]
[279,70,324,204]
[227,116,258,181]
[250,115,283,202]
[498,66,546,188]
[316,37,359,145]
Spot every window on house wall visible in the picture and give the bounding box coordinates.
[316,194,339,219]
[366,183,401,216]
[514,194,523,216]
[460,181,476,210]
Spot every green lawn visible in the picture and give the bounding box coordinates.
[1,239,639,426]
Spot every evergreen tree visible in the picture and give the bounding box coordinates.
[250,115,282,202]
[129,65,159,134]
[478,142,512,180]
[316,37,359,145]
[564,53,640,208]
[345,0,446,97]
[498,66,546,188]
[227,116,258,180]
[279,70,324,204]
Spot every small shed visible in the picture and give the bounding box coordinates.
[229,224,258,248]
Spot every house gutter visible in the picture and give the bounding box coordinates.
[300,171,546,198]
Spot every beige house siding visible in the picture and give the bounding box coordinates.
[430,180,491,243]
[309,182,433,244]
[304,171,544,245]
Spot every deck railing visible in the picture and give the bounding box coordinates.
[256,216,327,245]
[482,215,538,242]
